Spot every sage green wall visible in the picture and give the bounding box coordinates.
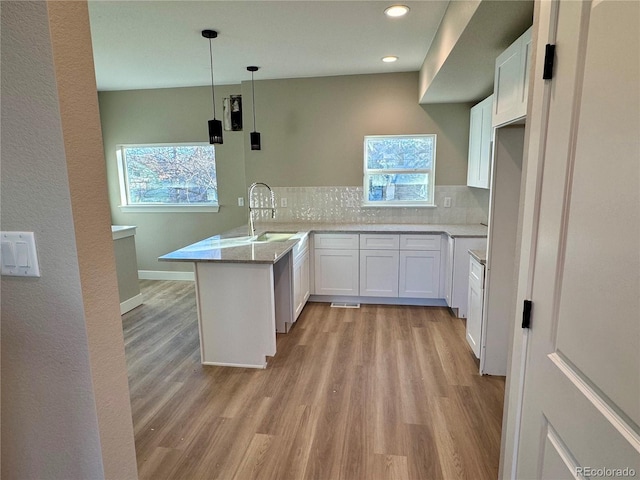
[242,72,472,187]
[98,85,247,272]
[99,72,472,273]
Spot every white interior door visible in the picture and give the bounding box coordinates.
[513,0,640,477]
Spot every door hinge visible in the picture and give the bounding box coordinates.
[543,44,556,80]
[522,300,533,329]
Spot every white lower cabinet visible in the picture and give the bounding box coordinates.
[311,232,485,308]
[359,234,399,297]
[444,236,487,318]
[313,234,359,296]
[293,241,310,320]
[466,255,485,358]
[359,249,399,297]
[399,250,441,298]
[359,234,441,299]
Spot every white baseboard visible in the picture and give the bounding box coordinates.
[138,270,195,281]
[120,293,144,315]
[201,360,267,369]
[308,294,448,307]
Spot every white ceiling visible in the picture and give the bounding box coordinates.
[88,0,450,91]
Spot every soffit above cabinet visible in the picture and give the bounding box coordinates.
[419,0,533,104]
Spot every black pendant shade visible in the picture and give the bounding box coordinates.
[250,131,261,150]
[208,119,223,144]
[203,29,223,144]
[247,66,261,150]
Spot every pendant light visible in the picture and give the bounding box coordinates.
[247,66,261,150]
[202,29,223,144]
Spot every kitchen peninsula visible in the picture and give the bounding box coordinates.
[160,222,487,369]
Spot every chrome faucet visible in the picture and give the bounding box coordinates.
[248,182,275,236]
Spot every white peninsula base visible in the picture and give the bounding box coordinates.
[193,253,293,369]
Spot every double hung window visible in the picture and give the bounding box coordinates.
[363,135,436,206]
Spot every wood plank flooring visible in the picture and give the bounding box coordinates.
[122,280,505,480]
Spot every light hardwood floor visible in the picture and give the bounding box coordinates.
[123,280,505,480]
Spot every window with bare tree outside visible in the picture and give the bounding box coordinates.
[117,144,219,212]
[363,135,436,206]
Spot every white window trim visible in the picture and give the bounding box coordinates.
[116,143,220,212]
[119,205,220,213]
[363,134,437,207]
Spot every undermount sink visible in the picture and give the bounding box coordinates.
[253,232,297,243]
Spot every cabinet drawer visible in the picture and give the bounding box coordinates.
[399,234,440,251]
[469,256,485,289]
[360,234,400,250]
[313,233,359,250]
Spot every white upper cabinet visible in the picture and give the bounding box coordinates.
[467,95,494,189]
[492,27,533,127]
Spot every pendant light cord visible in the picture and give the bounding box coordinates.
[251,71,257,131]
[208,39,217,118]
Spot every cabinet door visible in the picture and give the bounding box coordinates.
[466,257,484,358]
[294,259,301,306]
[446,236,487,317]
[492,27,532,127]
[468,95,494,189]
[293,240,310,320]
[519,27,533,116]
[359,249,399,297]
[314,249,359,296]
[467,101,484,187]
[399,250,441,298]
[293,257,303,319]
[296,251,310,319]
[478,95,493,188]
[493,37,522,126]
[444,236,454,306]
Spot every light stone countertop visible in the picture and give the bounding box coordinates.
[111,225,136,240]
[469,249,487,265]
[159,222,488,264]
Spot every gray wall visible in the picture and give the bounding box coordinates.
[99,86,248,272]
[244,73,472,187]
[1,2,137,478]
[99,72,473,272]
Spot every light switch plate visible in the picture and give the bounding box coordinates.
[1,231,40,277]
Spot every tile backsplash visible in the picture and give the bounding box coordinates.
[250,185,489,225]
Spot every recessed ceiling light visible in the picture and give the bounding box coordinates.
[382,56,399,63]
[384,5,410,17]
